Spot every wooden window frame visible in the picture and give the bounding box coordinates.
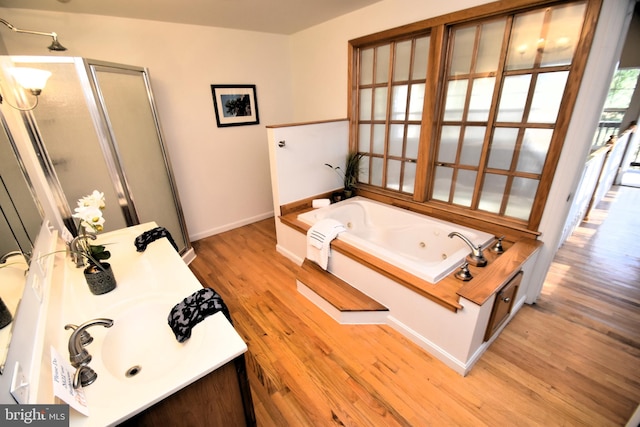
[348,0,602,240]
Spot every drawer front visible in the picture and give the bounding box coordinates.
[484,271,522,341]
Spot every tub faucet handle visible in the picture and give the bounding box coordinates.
[454,262,473,281]
[492,236,505,254]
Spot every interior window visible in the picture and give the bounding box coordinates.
[351,0,593,232]
[356,35,431,194]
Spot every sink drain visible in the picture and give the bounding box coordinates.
[125,365,142,378]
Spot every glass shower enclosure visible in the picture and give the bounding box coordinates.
[2,56,191,254]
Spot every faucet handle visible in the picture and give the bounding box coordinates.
[454,262,473,281]
[492,236,505,254]
[64,324,94,346]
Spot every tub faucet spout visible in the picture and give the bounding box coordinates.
[448,232,487,267]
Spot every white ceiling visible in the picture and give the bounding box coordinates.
[0,0,383,35]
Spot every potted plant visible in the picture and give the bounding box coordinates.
[71,190,116,295]
[325,152,364,200]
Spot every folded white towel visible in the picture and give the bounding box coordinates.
[306,219,346,270]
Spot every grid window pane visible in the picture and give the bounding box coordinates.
[386,159,402,191]
[371,157,384,186]
[528,71,569,123]
[453,169,477,207]
[373,87,388,120]
[460,126,486,166]
[372,124,386,154]
[375,45,390,83]
[450,26,475,75]
[389,124,404,157]
[391,85,408,120]
[479,173,507,213]
[506,10,545,71]
[408,83,425,120]
[394,41,412,81]
[468,77,495,121]
[476,20,506,73]
[505,177,538,220]
[433,166,453,201]
[540,3,586,68]
[516,128,553,174]
[443,79,468,121]
[438,126,461,163]
[359,88,372,121]
[488,128,518,170]
[358,124,371,152]
[406,125,420,158]
[412,36,430,79]
[403,162,416,193]
[360,48,374,85]
[497,75,532,122]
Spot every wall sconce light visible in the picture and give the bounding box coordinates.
[0,68,52,111]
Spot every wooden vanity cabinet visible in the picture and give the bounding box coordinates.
[119,354,256,426]
[484,271,522,341]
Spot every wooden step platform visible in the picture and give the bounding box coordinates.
[296,259,388,324]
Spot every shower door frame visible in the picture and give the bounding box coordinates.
[8,56,191,254]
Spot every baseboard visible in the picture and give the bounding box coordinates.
[276,244,303,266]
[189,211,274,242]
[386,315,468,376]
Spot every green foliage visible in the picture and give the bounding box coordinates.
[89,244,111,263]
[325,152,364,191]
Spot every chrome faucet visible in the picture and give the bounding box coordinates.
[448,232,487,267]
[69,233,96,267]
[65,318,113,388]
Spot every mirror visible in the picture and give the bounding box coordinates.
[0,110,43,373]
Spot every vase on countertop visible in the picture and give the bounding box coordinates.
[0,298,12,329]
[83,262,116,295]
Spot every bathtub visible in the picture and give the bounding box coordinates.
[297,197,495,284]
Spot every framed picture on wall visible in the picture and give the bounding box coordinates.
[210,84,260,127]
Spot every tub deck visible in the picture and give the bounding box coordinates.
[280,209,542,312]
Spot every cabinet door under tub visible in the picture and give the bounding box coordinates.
[484,271,522,341]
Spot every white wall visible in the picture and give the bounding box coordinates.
[0,8,294,241]
[288,0,490,122]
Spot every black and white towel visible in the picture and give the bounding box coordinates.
[134,226,179,252]
[167,288,232,343]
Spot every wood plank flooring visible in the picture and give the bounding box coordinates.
[189,185,640,426]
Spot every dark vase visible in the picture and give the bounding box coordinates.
[0,298,12,329]
[83,262,117,295]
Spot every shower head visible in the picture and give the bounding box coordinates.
[0,18,67,51]
[47,34,67,51]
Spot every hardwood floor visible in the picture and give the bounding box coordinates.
[189,185,640,426]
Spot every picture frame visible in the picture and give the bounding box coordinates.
[210,84,260,127]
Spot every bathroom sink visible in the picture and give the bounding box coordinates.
[98,296,203,382]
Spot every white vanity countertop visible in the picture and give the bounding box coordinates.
[41,223,247,427]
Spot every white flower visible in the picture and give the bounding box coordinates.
[72,205,105,232]
[77,190,105,210]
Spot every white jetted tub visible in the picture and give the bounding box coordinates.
[297,197,495,283]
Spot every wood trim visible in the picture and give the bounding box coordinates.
[457,239,541,305]
[349,0,577,47]
[266,118,348,129]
